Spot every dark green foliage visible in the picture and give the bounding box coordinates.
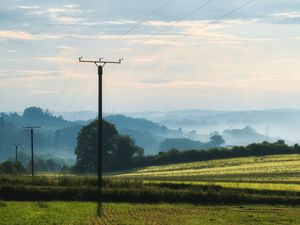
[1,177,300,204]
[134,140,300,168]
[74,120,143,173]
[160,138,205,151]
[114,135,143,170]
[74,120,118,173]
[159,135,225,151]
[75,121,300,171]
[0,161,26,175]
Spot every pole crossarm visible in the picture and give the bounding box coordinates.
[79,57,123,67]
[12,144,22,147]
[23,126,41,129]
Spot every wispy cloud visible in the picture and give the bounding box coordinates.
[32,56,74,64]
[16,5,40,10]
[16,4,85,25]
[269,11,300,24]
[0,69,63,80]
[271,12,300,19]
[0,30,37,40]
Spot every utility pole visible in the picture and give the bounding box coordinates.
[79,57,122,216]
[266,126,269,142]
[12,144,21,163]
[23,126,41,176]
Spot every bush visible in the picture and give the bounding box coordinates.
[0,161,26,175]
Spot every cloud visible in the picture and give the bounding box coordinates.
[139,79,171,84]
[114,19,273,46]
[16,6,40,10]
[269,11,300,24]
[0,30,91,41]
[0,30,37,40]
[290,37,300,40]
[272,12,300,19]
[32,56,74,64]
[0,69,63,80]
[16,4,84,25]
[50,15,84,25]
[57,45,77,50]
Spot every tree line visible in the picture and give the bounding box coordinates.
[74,120,300,173]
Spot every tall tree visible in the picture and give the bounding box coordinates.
[74,120,142,173]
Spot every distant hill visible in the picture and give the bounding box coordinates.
[0,107,83,162]
[54,111,97,122]
[104,114,184,154]
[124,109,300,145]
[105,114,171,135]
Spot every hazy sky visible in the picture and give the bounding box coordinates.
[1,0,300,113]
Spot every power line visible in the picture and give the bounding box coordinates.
[77,65,118,112]
[39,61,78,126]
[60,66,94,118]
[40,1,162,119]
[50,61,79,114]
[197,0,255,31]
[122,0,214,51]
[115,0,255,56]
[166,0,256,46]
[106,0,173,48]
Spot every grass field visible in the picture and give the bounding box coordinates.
[1,154,300,224]
[0,201,300,225]
[2,154,300,204]
[113,154,300,192]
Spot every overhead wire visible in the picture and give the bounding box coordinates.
[119,0,215,52]
[41,60,78,125]
[114,0,255,58]
[77,0,214,114]
[185,0,256,37]
[77,65,118,112]
[60,0,256,116]
[60,66,95,119]
[50,61,78,113]
[105,0,173,48]
[60,1,173,116]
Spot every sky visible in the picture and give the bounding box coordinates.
[1,0,300,113]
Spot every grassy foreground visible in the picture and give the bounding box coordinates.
[0,201,300,225]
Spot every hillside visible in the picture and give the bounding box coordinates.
[0,107,84,163]
[104,114,183,154]
[114,154,300,192]
[125,109,300,144]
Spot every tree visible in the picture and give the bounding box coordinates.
[206,135,225,147]
[23,107,45,119]
[114,135,144,170]
[74,120,143,173]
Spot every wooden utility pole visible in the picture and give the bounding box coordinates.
[12,144,21,163]
[23,126,41,176]
[79,57,122,216]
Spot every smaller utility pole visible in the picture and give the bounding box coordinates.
[12,144,21,163]
[266,126,269,142]
[23,126,41,176]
